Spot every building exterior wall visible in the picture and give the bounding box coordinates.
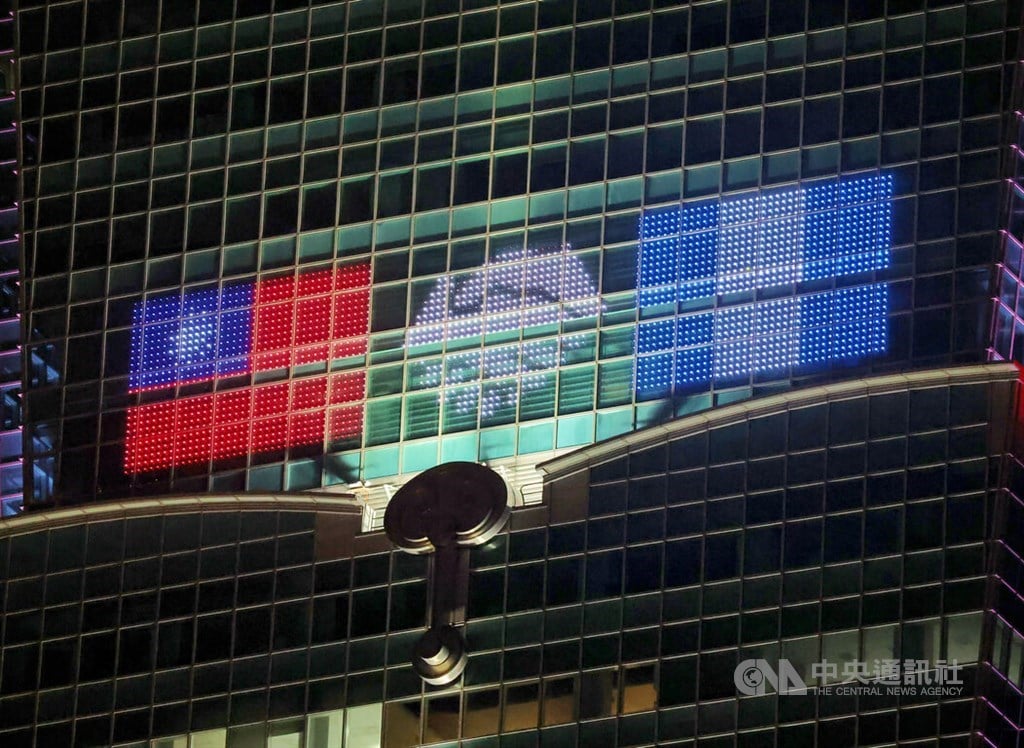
[13,0,1022,505]
[0,0,21,518]
[992,57,1024,366]
[9,1,1024,746]
[0,365,1017,747]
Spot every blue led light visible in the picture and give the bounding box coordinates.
[638,319,675,354]
[635,172,894,394]
[637,352,675,393]
[639,237,680,288]
[129,284,254,391]
[677,313,714,347]
[674,346,713,384]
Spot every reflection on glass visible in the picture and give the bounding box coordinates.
[424,694,460,743]
[1009,633,1023,685]
[620,663,657,714]
[502,682,540,731]
[307,710,343,748]
[821,630,858,684]
[992,619,1005,674]
[579,669,617,719]
[345,703,383,748]
[902,618,941,664]
[464,688,500,738]
[862,624,897,667]
[190,730,227,748]
[152,738,188,748]
[225,724,263,746]
[149,707,383,748]
[542,676,577,726]
[945,612,981,664]
[384,701,421,748]
[781,637,818,683]
[267,718,303,748]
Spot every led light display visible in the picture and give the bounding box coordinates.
[129,285,253,390]
[125,266,370,472]
[406,245,602,418]
[636,173,894,393]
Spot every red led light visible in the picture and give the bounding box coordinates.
[173,396,215,464]
[334,289,371,341]
[253,301,293,369]
[296,295,332,345]
[214,389,251,422]
[289,410,326,445]
[125,401,176,472]
[330,371,365,404]
[257,274,297,303]
[332,339,367,358]
[252,268,370,370]
[125,371,368,471]
[252,414,289,452]
[292,377,328,410]
[328,405,364,440]
[295,343,331,365]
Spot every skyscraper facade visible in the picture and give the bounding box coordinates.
[15,0,1020,506]
[0,363,1020,747]
[6,0,1024,746]
[0,0,23,519]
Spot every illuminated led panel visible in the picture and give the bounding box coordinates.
[129,285,253,390]
[124,266,370,472]
[637,173,893,393]
[124,372,366,472]
[406,245,602,418]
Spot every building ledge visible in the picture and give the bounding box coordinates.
[537,363,1021,481]
[0,491,362,538]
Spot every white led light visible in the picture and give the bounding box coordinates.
[407,244,603,418]
[637,172,894,391]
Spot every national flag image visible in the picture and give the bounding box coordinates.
[405,245,603,420]
[124,264,371,472]
[635,172,894,395]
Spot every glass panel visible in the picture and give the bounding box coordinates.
[781,637,818,683]
[862,624,897,665]
[992,619,1006,673]
[902,618,941,664]
[542,677,576,726]
[190,730,227,748]
[502,682,540,731]
[464,689,500,738]
[945,612,981,664]
[267,718,303,748]
[821,630,859,684]
[345,704,382,748]
[579,669,617,718]
[307,710,343,748]
[424,695,460,743]
[384,702,420,748]
[1010,633,1024,685]
[620,663,657,713]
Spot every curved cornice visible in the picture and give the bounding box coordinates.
[0,492,362,539]
[537,363,1021,480]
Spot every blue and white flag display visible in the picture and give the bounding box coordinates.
[636,173,894,393]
